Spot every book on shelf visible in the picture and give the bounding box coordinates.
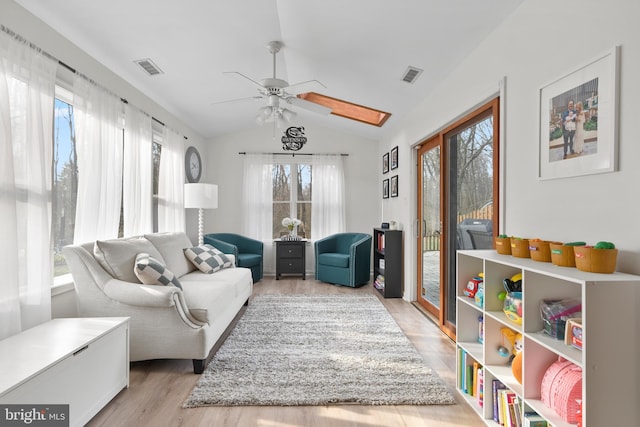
[377,233,385,251]
[500,390,519,427]
[523,412,548,427]
[492,379,507,423]
[477,366,484,407]
[374,275,385,290]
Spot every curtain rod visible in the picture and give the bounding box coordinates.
[238,152,348,156]
[1,24,188,141]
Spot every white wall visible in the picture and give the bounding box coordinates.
[383,0,640,300]
[203,122,379,275]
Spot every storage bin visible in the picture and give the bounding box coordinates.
[495,236,511,255]
[510,238,530,258]
[528,240,559,262]
[541,358,582,424]
[574,246,618,273]
[540,298,582,339]
[550,243,577,267]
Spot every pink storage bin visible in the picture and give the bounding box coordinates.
[540,358,582,424]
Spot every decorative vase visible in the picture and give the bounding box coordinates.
[290,226,297,237]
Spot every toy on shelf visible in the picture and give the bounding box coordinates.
[502,273,523,325]
[498,327,522,365]
[464,273,483,298]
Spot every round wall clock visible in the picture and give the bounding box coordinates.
[185,146,202,183]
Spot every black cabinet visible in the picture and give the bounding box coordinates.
[275,240,306,280]
[373,229,403,298]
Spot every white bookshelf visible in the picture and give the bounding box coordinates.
[456,250,640,426]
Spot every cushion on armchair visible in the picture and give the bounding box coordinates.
[317,253,350,268]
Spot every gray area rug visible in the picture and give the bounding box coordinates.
[183,294,456,407]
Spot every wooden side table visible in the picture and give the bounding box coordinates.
[275,239,306,280]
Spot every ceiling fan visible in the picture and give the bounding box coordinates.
[220,41,332,126]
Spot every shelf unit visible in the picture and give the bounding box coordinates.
[456,249,640,426]
[373,228,403,298]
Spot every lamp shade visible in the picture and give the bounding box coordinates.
[184,183,218,209]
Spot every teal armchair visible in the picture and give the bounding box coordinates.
[204,233,263,282]
[314,233,372,287]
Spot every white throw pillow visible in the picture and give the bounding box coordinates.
[184,244,233,274]
[134,253,183,289]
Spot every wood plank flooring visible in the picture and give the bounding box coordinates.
[87,277,483,427]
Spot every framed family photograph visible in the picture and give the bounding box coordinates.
[382,152,389,174]
[390,175,398,197]
[390,146,399,170]
[538,46,619,180]
[382,179,389,199]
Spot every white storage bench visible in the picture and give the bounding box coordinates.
[0,317,129,427]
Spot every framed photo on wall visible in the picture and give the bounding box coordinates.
[390,146,399,170]
[382,179,389,199]
[383,152,389,174]
[390,175,398,197]
[538,46,619,180]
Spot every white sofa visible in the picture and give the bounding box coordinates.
[63,231,253,373]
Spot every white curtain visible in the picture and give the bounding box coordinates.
[311,154,346,238]
[242,153,273,241]
[123,105,153,236]
[0,30,57,339]
[72,77,123,243]
[157,126,185,232]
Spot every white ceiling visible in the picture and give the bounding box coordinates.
[14,0,524,140]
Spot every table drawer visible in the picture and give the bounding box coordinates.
[279,258,304,273]
[279,244,303,258]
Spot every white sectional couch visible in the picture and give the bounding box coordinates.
[63,231,253,373]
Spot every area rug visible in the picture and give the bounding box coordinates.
[183,294,456,407]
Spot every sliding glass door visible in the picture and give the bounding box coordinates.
[416,98,499,339]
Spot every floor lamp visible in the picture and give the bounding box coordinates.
[184,183,218,246]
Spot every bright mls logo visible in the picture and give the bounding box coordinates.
[281,126,307,151]
[1,405,68,426]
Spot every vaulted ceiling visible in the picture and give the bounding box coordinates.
[14,0,524,140]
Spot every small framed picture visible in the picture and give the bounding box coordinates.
[382,152,389,174]
[390,175,398,197]
[390,146,399,170]
[382,179,389,199]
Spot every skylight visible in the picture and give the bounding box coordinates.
[298,92,391,127]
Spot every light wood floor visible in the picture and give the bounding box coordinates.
[88,277,483,427]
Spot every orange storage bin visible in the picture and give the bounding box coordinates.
[528,240,559,262]
[495,236,511,255]
[510,238,530,258]
[574,246,618,273]
[550,243,577,267]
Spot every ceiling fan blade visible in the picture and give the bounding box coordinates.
[211,96,263,106]
[286,96,332,115]
[285,79,327,93]
[223,71,265,89]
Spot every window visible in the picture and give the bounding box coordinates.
[52,91,77,277]
[272,163,312,238]
[52,85,163,277]
[152,139,162,233]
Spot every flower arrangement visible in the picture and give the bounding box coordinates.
[282,217,301,231]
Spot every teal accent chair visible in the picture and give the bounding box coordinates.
[314,233,372,287]
[203,233,263,282]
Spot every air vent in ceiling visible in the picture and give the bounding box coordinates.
[134,58,163,76]
[401,66,423,84]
